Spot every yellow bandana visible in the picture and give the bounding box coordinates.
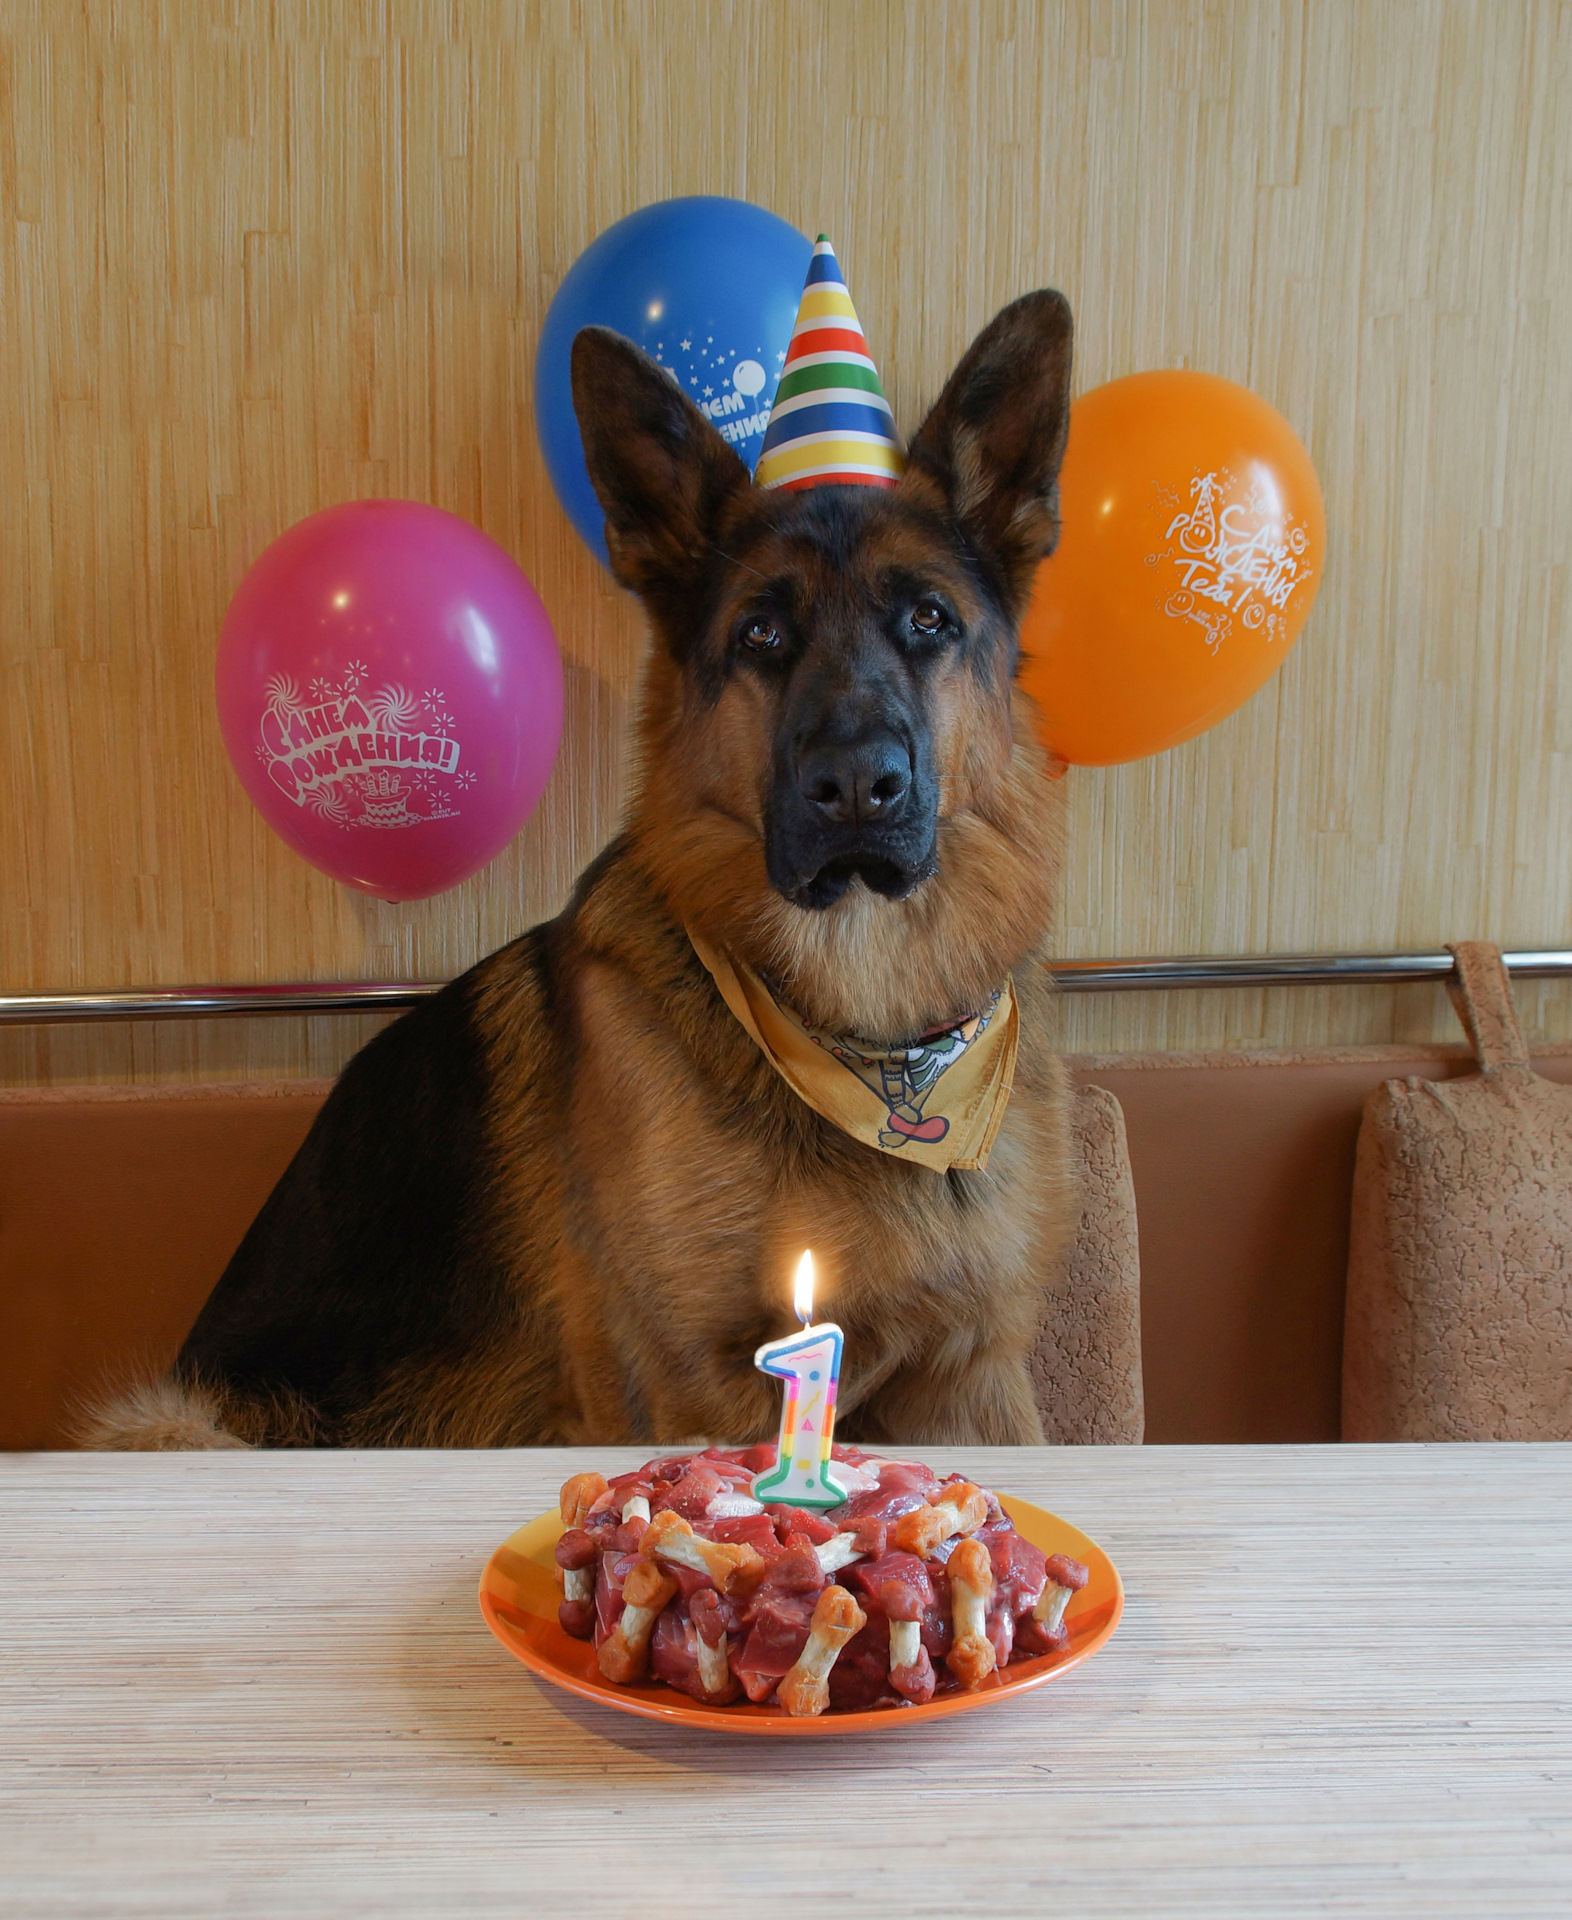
[689,929,1018,1174]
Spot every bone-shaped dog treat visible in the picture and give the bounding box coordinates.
[554,1522,602,1638]
[889,1484,989,1559]
[1034,1551,1091,1635]
[877,1575,937,1704]
[695,1633,732,1698]
[814,1513,887,1575]
[621,1493,652,1524]
[888,1617,921,1670]
[888,1627,936,1703]
[688,1589,738,1703]
[641,1510,764,1595]
[559,1471,609,1530]
[554,1527,598,1575]
[596,1557,678,1684]
[553,1526,598,1635]
[814,1531,866,1576]
[945,1536,998,1688]
[777,1584,867,1718]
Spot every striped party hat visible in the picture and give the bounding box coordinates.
[754,236,905,492]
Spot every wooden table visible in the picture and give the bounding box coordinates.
[3,1446,1569,1917]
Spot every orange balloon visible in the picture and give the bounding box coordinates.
[1019,371,1325,766]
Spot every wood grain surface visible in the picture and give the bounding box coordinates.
[3,3,1571,1087]
[2,1445,1570,1916]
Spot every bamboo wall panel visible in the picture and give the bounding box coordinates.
[3,1,1570,1085]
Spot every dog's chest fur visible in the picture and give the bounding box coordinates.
[475,845,1072,1448]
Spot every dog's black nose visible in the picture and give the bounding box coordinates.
[797,738,912,827]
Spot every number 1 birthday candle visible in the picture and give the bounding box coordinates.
[752,1251,849,1509]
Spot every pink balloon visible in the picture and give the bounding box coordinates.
[216,502,564,901]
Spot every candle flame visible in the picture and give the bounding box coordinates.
[793,1249,815,1328]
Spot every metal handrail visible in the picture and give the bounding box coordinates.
[0,982,441,1025]
[3,949,1571,1024]
[1048,949,1572,991]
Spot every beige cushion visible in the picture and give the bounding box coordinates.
[1343,943,1572,1441]
[1032,1085,1144,1443]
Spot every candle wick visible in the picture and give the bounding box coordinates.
[795,1309,812,1331]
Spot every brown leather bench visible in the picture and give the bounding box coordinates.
[7,1043,1569,1450]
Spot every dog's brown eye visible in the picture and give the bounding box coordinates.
[911,600,948,634]
[740,617,781,652]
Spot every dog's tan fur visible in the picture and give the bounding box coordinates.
[83,289,1078,1453]
[81,1378,254,1451]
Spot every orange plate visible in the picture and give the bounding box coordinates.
[478,1492,1123,1736]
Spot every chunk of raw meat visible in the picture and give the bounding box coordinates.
[987,1526,1049,1615]
[557,1598,595,1641]
[826,1607,896,1713]
[700,1443,777,1476]
[583,1503,622,1543]
[707,1491,767,1518]
[707,1512,782,1559]
[610,1515,649,1554]
[694,1448,749,1471]
[1015,1614,1072,1657]
[689,1452,766,1515]
[822,1456,882,1494]
[763,1504,836,1546]
[733,1588,820,1702]
[667,1561,716,1602]
[602,1472,656,1508]
[689,1587,741,1645]
[846,1516,889,1557]
[756,1543,826,1596]
[986,1595,1016,1668]
[832,1458,941,1521]
[592,1547,641,1647]
[653,1464,725,1520]
[849,1551,950,1659]
[648,1461,765,1525]
[640,1454,700,1485]
[847,1549,935,1615]
[650,1603,706,1698]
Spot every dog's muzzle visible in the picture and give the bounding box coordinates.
[766,731,939,910]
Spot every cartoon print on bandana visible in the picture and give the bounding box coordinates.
[810,992,1004,1149]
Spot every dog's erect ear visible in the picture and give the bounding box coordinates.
[903,290,1074,608]
[570,327,751,601]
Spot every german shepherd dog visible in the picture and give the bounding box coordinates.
[88,289,1077,1452]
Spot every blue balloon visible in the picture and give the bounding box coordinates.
[535,196,814,568]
